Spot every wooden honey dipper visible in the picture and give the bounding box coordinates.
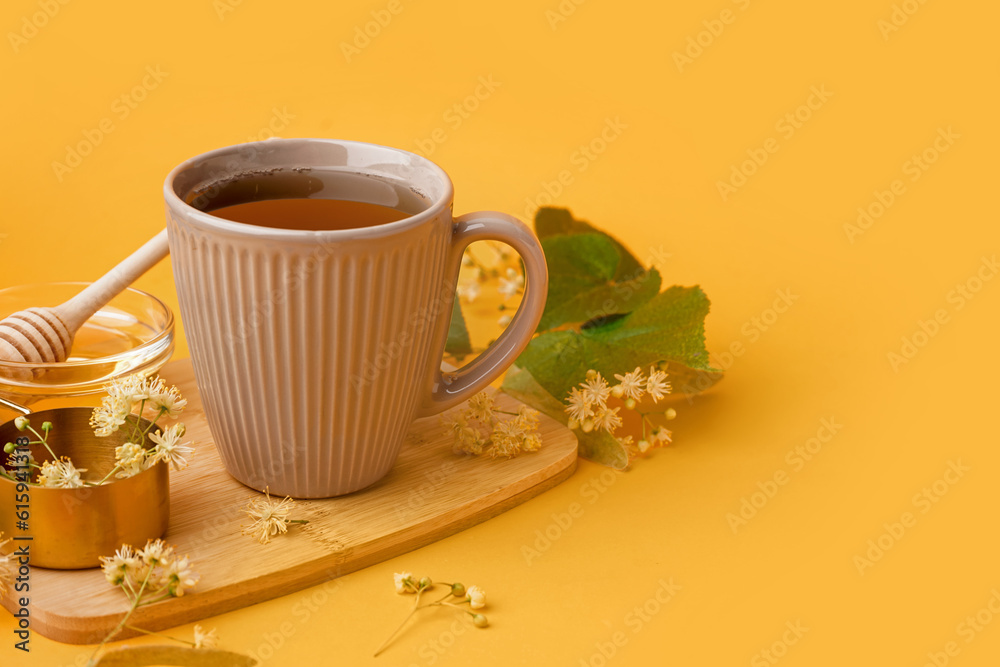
[0,230,170,364]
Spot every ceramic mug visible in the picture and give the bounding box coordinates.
[164,139,547,498]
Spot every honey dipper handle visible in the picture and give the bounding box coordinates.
[53,229,170,332]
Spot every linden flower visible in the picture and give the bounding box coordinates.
[613,367,646,401]
[5,448,35,471]
[580,373,611,407]
[456,280,481,304]
[498,268,524,300]
[646,368,671,402]
[115,442,148,479]
[394,571,417,594]
[90,395,132,437]
[147,381,187,419]
[163,554,199,597]
[106,374,146,403]
[443,412,486,456]
[38,459,86,488]
[564,386,594,424]
[193,625,218,650]
[140,538,175,567]
[100,545,140,586]
[444,392,542,459]
[486,420,523,459]
[241,490,296,545]
[652,427,673,444]
[466,585,487,610]
[148,424,193,471]
[592,405,623,433]
[466,392,496,424]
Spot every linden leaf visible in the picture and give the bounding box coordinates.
[445,296,472,360]
[534,207,645,279]
[539,233,661,331]
[508,285,722,407]
[502,365,628,469]
[93,645,257,666]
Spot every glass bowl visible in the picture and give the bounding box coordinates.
[0,283,174,408]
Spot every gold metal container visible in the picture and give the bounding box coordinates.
[0,406,169,569]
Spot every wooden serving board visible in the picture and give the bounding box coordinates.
[3,358,577,644]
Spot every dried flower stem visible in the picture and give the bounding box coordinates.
[88,565,154,666]
[123,624,196,647]
[374,587,437,657]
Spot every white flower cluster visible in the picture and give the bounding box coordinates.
[90,374,194,481]
[99,539,199,599]
[443,391,542,459]
[91,374,187,436]
[565,366,675,458]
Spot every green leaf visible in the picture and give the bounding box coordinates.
[535,207,645,280]
[511,285,723,405]
[502,365,629,469]
[445,297,472,359]
[539,233,661,330]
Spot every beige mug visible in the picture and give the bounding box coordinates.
[164,139,547,498]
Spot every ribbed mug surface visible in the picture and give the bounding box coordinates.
[165,139,548,498]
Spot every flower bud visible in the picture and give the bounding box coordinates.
[3,442,15,454]
[665,408,676,420]
[418,577,432,590]
[14,416,29,431]
[610,385,624,398]
[637,439,651,454]
[41,421,53,432]
[581,419,594,433]
[585,369,598,380]
[451,582,466,597]
[624,398,637,410]
[473,614,489,628]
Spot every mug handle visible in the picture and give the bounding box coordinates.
[417,211,548,417]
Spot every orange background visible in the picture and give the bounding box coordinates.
[2,0,1000,664]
